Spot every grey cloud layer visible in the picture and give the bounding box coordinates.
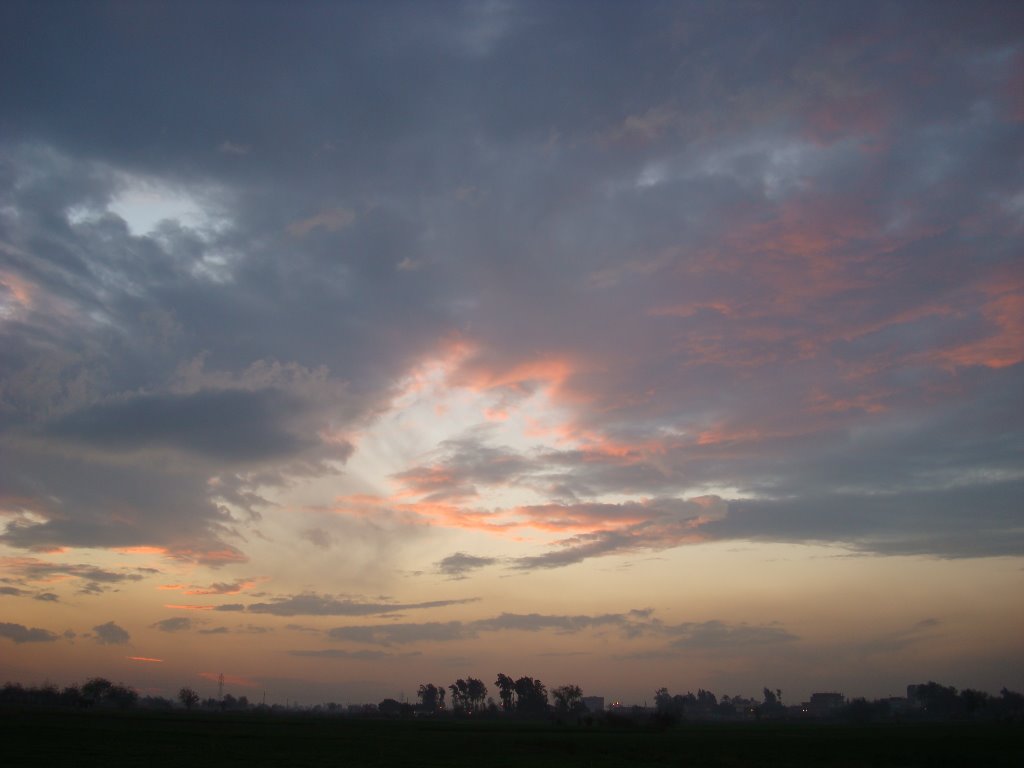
[246,594,479,617]
[1,1,1021,566]
[322,611,797,653]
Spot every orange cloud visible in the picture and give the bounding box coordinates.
[183,578,262,596]
[127,656,164,663]
[929,278,1024,370]
[115,546,169,556]
[0,270,33,311]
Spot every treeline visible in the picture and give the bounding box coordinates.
[650,682,1024,724]
[0,678,252,713]
[397,675,581,718]
[3,676,1022,723]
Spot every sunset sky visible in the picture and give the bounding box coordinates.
[1,1,1022,707]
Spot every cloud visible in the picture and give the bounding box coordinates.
[92,621,131,645]
[287,207,356,238]
[668,621,799,650]
[151,617,193,633]
[0,558,151,585]
[300,528,333,549]
[0,558,155,595]
[327,610,656,646]
[288,649,420,661]
[219,141,251,156]
[328,621,471,646]
[436,552,499,577]
[0,622,60,644]
[247,593,479,617]
[173,579,262,596]
[46,388,318,463]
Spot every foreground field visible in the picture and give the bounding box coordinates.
[2,708,1022,767]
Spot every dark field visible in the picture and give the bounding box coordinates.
[2,708,1022,767]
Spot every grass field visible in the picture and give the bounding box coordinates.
[2,708,1022,767]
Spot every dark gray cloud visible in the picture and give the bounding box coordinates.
[46,388,322,463]
[668,621,798,650]
[436,552,499,577]
[151,617,192,633]
[0,559,151,584]
[248,593,478,617]
[0,621,60,644]
[92,621,130,645]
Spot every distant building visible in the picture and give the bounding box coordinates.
[581,696,605,713]
[884,697,910,714]
[807,692,845,716]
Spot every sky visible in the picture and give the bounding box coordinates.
[1,0,1022,708]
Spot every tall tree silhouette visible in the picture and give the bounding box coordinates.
[495,674,515,712]
[514,677,548,716]
[552,684,583,713]
[466,677,487,712]
[178,687,199,710]
[417,683,444,712]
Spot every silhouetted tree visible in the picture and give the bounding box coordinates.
[466,677,487,712]
[654,687,672,714]
[960,688,989,716]
[139,695,174,710]
[379,698,407,716]
[552,684,583,713]
[514,677,548,716]
[495,673,515,712]
[696,689,718,711]
[913,681,961,718]
[82,677,113,705]
[105,684,138,709]
[417,683,444,712]
[449,679,468,713]
[178,687,199,710]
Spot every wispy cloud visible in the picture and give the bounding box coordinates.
[247,593,479,617]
